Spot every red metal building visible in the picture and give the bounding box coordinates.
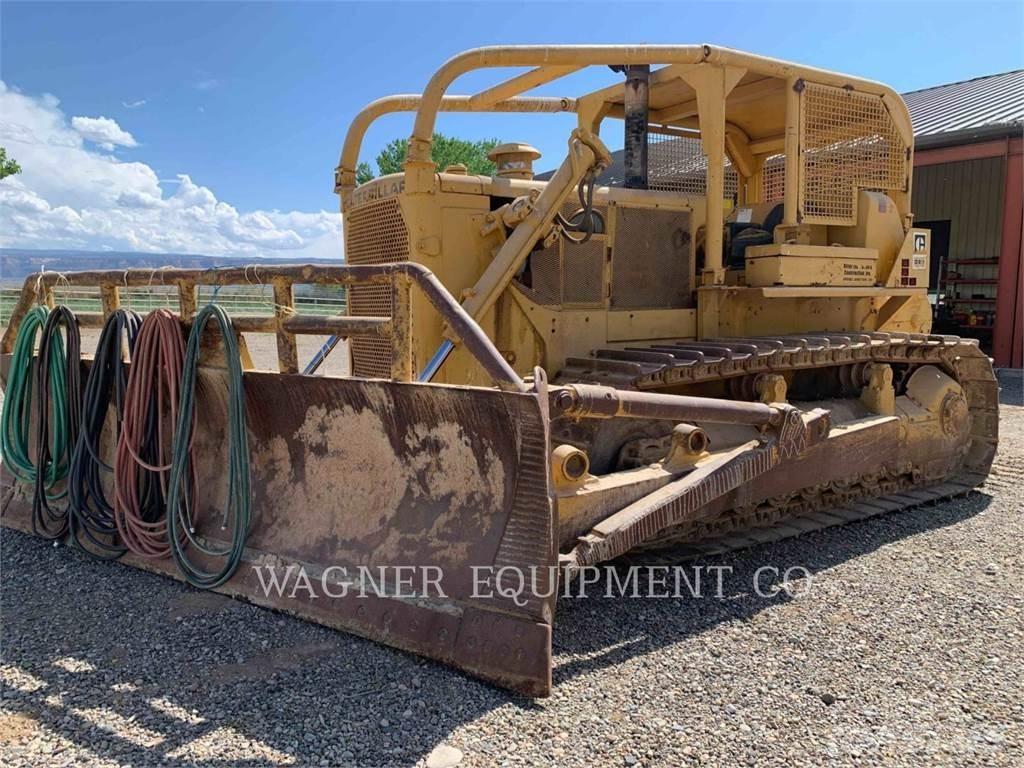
[904,70,1024,368]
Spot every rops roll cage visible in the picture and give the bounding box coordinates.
[334,43,913,283]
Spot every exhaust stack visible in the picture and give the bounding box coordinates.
[622,64,650,189]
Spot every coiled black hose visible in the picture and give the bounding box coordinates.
[32,306,82,540]
[68,308,142,557]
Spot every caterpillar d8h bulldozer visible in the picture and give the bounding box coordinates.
[0,45,999,697]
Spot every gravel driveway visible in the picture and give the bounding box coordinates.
[1,375,1021,767]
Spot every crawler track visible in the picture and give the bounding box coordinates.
[559,331,999,560]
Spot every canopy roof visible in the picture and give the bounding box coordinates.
[585,66,788,146]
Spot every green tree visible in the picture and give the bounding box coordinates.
[0,147,22,180]
[355,162,374,185]
[361,133,500,181]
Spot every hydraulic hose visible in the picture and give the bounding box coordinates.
[31,306,83,539]
[167,304,251,589]
[554,167,599,244]
[114,309,194,558]
[68,308,142,557]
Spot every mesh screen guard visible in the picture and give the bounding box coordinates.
[521,200,608,308]
[612,207,692,309]
[799,82,908,224]
[648,134,739,198]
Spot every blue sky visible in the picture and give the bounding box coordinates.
[1,1,1022,258]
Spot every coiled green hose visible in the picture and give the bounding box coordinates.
[0,306,76,504]
[32,306,82,539]
[166,304,251,589]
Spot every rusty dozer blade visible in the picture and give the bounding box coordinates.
[1,263,564,695]
[1,263,570,694]
[2,367,558,696]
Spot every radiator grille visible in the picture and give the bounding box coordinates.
[801,82,908,224]
[611,208,692,309]
[344,197,409,378]
[648,134,739,198]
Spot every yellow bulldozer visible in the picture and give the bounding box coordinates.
[0,45,999,696]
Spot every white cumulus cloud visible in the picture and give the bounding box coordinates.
[116,189,161,209]
[0,81,342,260]
[70,115,138,150]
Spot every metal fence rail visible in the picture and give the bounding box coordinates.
[1,263,524,389]
[1,286,347,325]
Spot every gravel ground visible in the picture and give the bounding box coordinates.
[1,375,1021,767]
[240,334,350,376]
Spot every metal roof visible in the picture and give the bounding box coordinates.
[903,69,1024,147]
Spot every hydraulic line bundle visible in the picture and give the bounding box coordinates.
[1,301,251,587]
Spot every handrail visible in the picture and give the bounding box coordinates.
[335,94,575,207]
[1,264,527,391]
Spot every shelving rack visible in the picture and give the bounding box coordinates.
[934,257,999,340]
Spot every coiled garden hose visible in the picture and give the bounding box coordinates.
[69,308,142,557]
[2,307,56,484]
[32,306,83,539]
[114,309,194,558]
[167,303,251,589]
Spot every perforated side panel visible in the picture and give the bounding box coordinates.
[800,83,908,224]
[648,134,738,198]
[520,201,606,307]
[611,207,692,309]
[525,243,562,305]
[563,239,605,305]
[344,197,409,378]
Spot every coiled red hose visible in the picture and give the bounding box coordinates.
[113,309,195,557]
